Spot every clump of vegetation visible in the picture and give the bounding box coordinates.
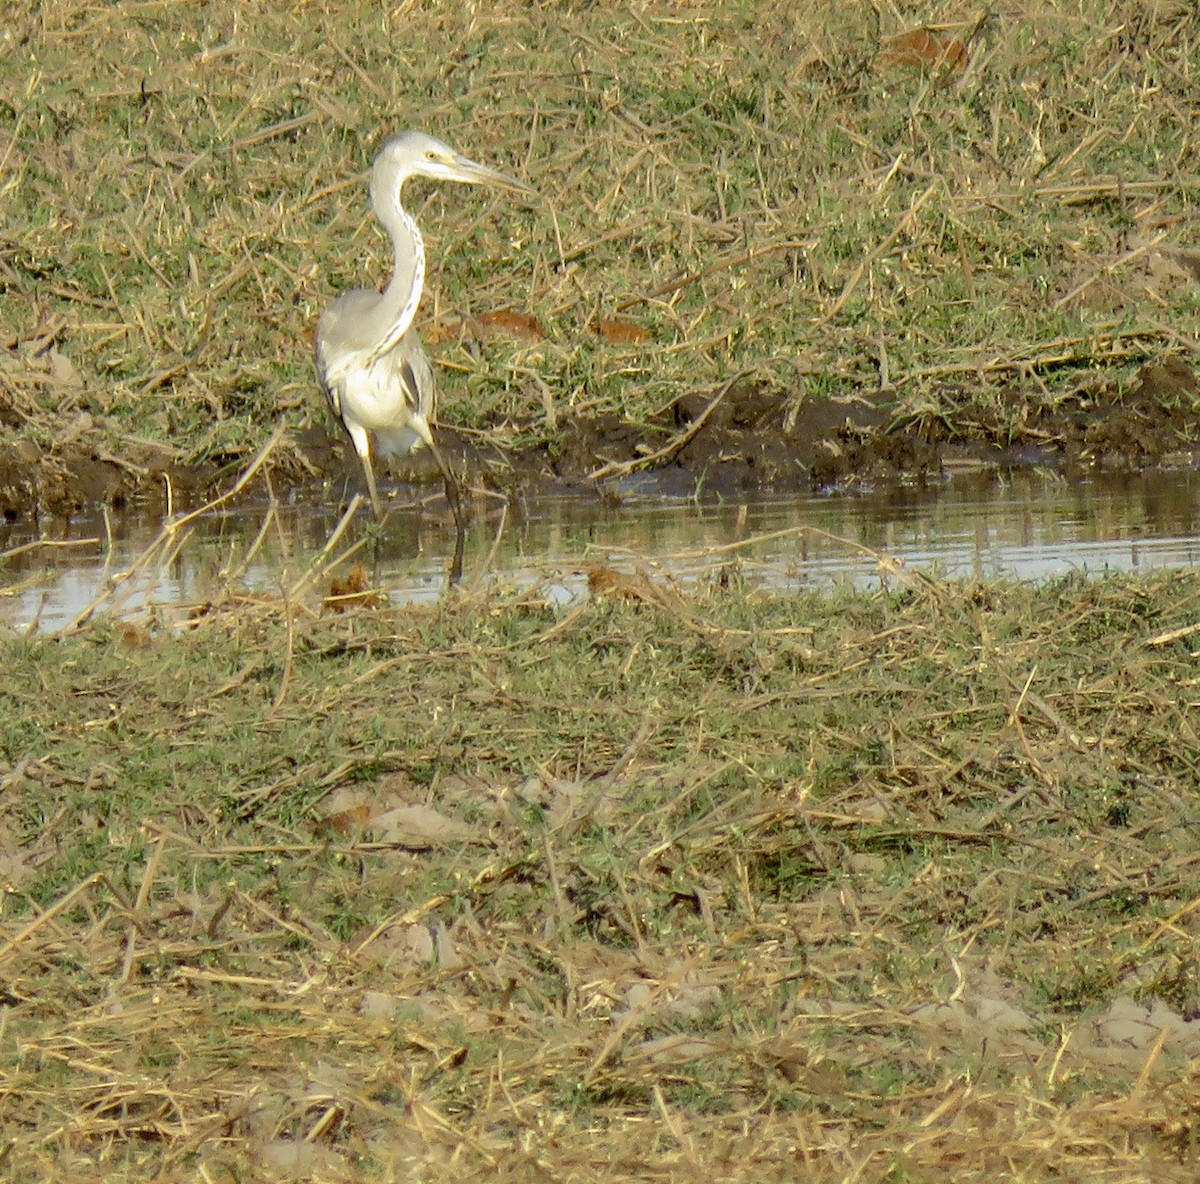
[6,4,1200,1175]
[4,2,1200,479]
[2,563,1200,1179]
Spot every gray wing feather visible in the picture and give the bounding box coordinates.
[315,290,383,430]
[375,330,436,457]
[314,334,343,421]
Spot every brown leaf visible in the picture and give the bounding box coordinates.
[595,316,652,344]
[474,309,547,342]
[315,804,373,838]
[325,563,384,612]
[880,28,967,72]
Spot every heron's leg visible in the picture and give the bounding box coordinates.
[427,437,466,585]
[360,454,384,522]
[346,423,384,520]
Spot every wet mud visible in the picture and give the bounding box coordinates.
[0,360,1197,523]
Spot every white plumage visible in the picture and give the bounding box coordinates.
[315,129,531,521]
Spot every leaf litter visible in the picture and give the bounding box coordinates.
[1,559,1200,1178]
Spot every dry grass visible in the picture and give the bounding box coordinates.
[3,567,1200,1178]
[8,4,1200,1179]
[4,1,1200,476]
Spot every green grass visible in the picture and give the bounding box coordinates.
[9,3,1200,1177]
[2,571,1200,1177]
[5,2,1200,476]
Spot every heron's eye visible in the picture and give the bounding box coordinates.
[426,151,439,161]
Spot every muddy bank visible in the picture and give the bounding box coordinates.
[1,360,1197,522]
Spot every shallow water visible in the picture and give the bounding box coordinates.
[3,469,1200,630]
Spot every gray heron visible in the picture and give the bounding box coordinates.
[314,130,532,574]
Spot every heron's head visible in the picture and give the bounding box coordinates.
[373,130,532,195]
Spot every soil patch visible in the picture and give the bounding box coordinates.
[2,353,1199,523]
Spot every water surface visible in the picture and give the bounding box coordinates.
[2,469,1199,631]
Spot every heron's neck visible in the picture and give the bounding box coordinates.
[367,177,426,361]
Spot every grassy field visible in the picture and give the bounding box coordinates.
[8,3,1200,1180]
[4,1,1200,480]
[3,567,1200,1178]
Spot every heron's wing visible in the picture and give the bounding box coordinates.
[313,334,341,421]
[316,288,391,355]
[397,329,435,421]
[374,329,436,457]
[314,290,383,426]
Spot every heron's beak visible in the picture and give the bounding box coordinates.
[453,154,536,196]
